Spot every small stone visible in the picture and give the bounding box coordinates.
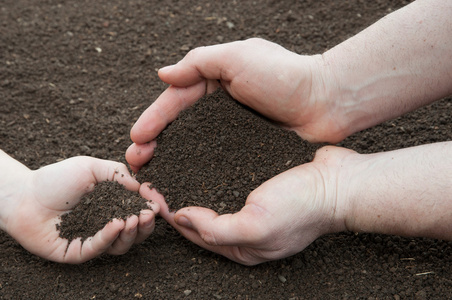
[415,290,427,300]
[180,45,190,51]
[278,275,287,283]
[184,290,192,296]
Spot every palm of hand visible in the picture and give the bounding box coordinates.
[6,157,148,263]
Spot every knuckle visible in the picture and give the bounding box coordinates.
[199,229,219,246]
[185,46,206,61]
[246,37,265,44]
[246,37,271,48]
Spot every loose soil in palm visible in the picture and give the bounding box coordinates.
[56,181,150,242]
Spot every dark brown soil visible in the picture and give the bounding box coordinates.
[137,89,319,213]
[57,181,150,242]
[1,0,451,299]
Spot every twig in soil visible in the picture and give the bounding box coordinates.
[415,271,435,276]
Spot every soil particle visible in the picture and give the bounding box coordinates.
[137,89,320,213]
[56,181,150,242]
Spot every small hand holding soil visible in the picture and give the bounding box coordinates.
[56,180,151,243]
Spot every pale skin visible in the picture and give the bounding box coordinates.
[127,0,452,265]
[0,150,160,264]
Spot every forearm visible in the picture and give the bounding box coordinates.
[343,142,452,240]
[319,0,452,138]
[0,150,31,232]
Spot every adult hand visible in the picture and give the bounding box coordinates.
[141,146,353,265]
[126,38,342,172]
[1,153,159,263]
[141,141,452,265]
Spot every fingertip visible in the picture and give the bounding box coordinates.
[129,125,145,144]
[113,167,140,192]
[125,214,139,229]
[174,206,217,218]
[157,62,189,85]
[130,115,159,144]
[139,183,165,202]
[130,165,140,174]
[133,209,157,244]
[173,207,219,231]
[158,64,175,77]
[125,143,139,170]
[175,215,193,229]
[106,218,126,234]
[83,218,125,259]
[139,182,153,198]
[139,210,156,228]
[125,142,156,172]
[106,216,140,255]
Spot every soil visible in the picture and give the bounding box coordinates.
[57,181,150,242]
[1,0,451,299]
[137,89,319,213]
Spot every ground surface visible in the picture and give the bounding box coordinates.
[1,0,451,299]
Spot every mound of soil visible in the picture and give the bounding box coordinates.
[56,181,149,242]
[137,89,320,213]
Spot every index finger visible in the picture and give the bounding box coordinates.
[130,41,252,145]
[130,80,207,144]
[157,40,247,87]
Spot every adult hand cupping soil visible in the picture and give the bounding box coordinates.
[141,146,353,265]
[127,1,452,174]
[141,142,452,266]
[0,150,159,263]
[126,38,336,173]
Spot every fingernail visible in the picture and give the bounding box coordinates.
[159,64,175,72]
[176,216,192,229]
[143,219,153,228]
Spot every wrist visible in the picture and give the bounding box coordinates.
[299,54,353,143]
[315,0,452,141]
[310,146,358,235]
[336,151,372,234]
[0,151,32,233]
